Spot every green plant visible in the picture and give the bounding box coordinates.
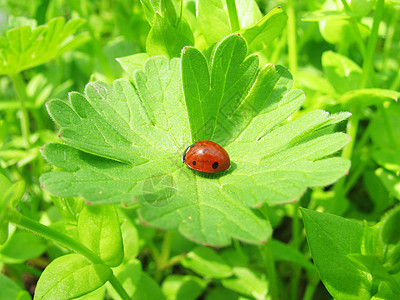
[1,0,400,299]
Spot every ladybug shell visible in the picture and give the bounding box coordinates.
[183,140,230,173]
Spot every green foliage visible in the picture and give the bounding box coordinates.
[78,205,123,267]
[302,207,400,299]
[0,17,89,75]
[1,0,400,299]
[34,253,111,299]
[40,34,349,247]
[0,273,31,300]
[0,174,25,245]
[302,208,371,299]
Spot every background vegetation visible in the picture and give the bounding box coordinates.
[0,0,400,299]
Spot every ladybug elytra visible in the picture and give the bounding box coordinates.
[183,140,230,173]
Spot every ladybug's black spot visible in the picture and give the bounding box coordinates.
[212,162,219,169]
[193,161,197,165]
[203,150,206,153]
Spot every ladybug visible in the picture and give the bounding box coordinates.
[182,140,231,173]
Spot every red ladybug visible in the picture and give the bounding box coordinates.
[183,140,231,173]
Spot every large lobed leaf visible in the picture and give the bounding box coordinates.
[0,17,89,75]
[40,34,350,246]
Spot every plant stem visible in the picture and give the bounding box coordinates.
[382,10,398,73]
[8,210,130,300]
[226,0,240,32]
[290,202,301,300]
[287,0,298,75]
[108,274,131,300]
[159,230,172,268]
[10,73,31,148]
[161,254,185,270]
[379,102,397,149]
[342,113,359,160]
[359,0,385,88]
[332,114,359,212]
[340,0,367,58]
[303,280,319,300]
[390,69,400,91]
[260,242,279,300]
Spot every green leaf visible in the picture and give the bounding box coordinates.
[146,12,194,59]
[239,7,288,53]
[302,10,350,22]
[106,258,142,299]
[375,168,400,200]
[181,246,233,278]
[319,18,369,45]
[347,254,400,293]
[370,105,400,149]
[119,211,140,260]
[0,174,25,245]
[162,275,207,300]
[0,17,89,75]
[0,231,47,264]
[373,148,400,173]
[379,205,400,245]
[205,287,239,300]
[236,0,263,29]
[372,282,400,300]
[221,267,268,299]
[34,253,111,300]
[0,273,31,300]
[197,0,230,46]
[301,208,371,299]
[132,271,165,300]
[117,53,150,78]
[339,89,400,110]
[78,205,123,267]
[271,239,315,271]
[322,51,362,94]
[41,34,350,246]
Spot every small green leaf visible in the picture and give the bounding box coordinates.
[0,17,89,75]
[34,253,111,300]
[119,211,140,260]
[162,275,207,300]
[271,239,315,271]
[319,19,369,45]
[78,205,123,267]
[117,53,150,78]
[0,273,31,300]
[132,271,165,300]
[322,51,362,94]
[302,10,349,22]
[239,7,288,53]
[379,205,400,245]
[221,267,268,299]
[372,282,400,300]
[0,231,46,264]
[301,208,371,299]
[235,0,262,28]
[373,148,400,173]
[181,246,232,278]
[370,105,400,149]
[145,2,194,59]
[206,287,239,300]
[339,89,400,110]
[106,258,142,299]
[348,0,375,17]
[197,0,230,46]
[0,174,25,245]
[375,168,400,200]
[347,254,400,293]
